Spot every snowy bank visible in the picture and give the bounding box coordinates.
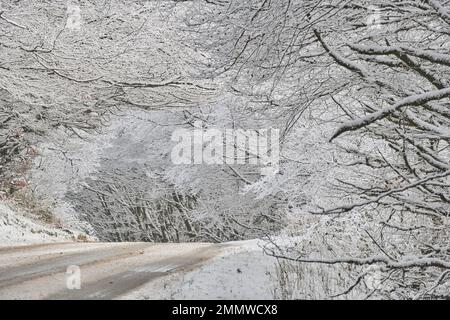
[0,201,76,245]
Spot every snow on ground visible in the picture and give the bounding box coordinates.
[120,239,279,300]
[0,201,76,245]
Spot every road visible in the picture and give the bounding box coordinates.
[0,242,228,300]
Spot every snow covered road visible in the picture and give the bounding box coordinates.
[0,242,231,300]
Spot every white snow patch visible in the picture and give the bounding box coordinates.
[0,201,74,245]
[120,239,279,300]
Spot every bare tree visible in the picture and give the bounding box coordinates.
[0,0,211,193]
[193,0,450,299]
